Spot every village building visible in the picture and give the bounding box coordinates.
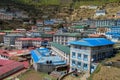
[0,32,6,43]
[4,34,25,46]
[51,42,70,64]
[30,47,67,73]
[15,38,51,49]
[69,38,115,73]
[53,33,81,45]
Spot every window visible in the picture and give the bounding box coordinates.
[72,60,76,66]
[75,45,78,48]
[83,54,88,61]
[78,62,81,68]
[72,52,76,58]
[91,65,94,69]
[78,53,81,60]
[83,63,88,70]
[79,46,81,49]
[72,68,75,71]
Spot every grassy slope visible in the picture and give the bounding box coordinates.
[19,70,57,80]
[88,53,120,80]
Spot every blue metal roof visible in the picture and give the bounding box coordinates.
[31,50,41,63]
[109,26,120,28]
[69,38,115,47]
[44,20,54,25]
[30,48,66,65]
[37,48,51,56]
[96,10,105,13]
[106,32,118,35]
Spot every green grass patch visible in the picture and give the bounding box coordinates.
[19,70,57,80]
[12,0,120,7]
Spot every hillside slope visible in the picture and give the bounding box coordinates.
[89,53,120,80]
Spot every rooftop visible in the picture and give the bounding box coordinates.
[0,30,13,32]
[5,34,24,37]
[17,38,43,41]
[51,42,70,55]
[69,38,115,47]
[0,59,24,79]
[96,10,105,13]
[0,49,30,57]
[41,33,53,38]
[88,34,106,38]
[71,25,85,29]
[0,32,6,35]
[54,33,81,37]
[31,48,66,65]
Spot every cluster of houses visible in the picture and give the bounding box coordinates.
[0,18,120,79]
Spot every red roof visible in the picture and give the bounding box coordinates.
[43,38,52,41]
[0,59,14,66]
[0,32,6,35]
[21,61,29,68]
[0,50,9,57]
[0,59,24,77]
[17,38,43,41]
[45,31,56,34]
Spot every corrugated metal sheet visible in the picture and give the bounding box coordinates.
[69,38,115,47]
[0,59,24,79]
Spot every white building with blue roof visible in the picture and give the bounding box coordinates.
[69,38,115,73]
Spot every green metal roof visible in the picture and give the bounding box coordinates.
[71,25,85,29]
[51,42,70,55]
[41,33,53,38]
[5,34,24,37]
[0,30,13,32]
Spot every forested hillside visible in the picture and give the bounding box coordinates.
[11,0,120,6]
